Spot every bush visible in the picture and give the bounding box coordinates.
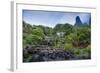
[73,47,91,59]
[64,43,74,52]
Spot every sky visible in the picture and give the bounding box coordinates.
[23,10,91,28]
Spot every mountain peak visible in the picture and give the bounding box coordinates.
[74,16,83,26]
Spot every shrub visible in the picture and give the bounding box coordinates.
[74,47,91,59]
[64,43,74,52]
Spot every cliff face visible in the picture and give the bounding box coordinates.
[74,16,83,26]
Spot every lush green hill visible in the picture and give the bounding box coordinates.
[23,21,91,62]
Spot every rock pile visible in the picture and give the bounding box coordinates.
[23,45,75,62]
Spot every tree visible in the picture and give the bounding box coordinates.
[23,21,45,48]
[77,27,91,47]
[53,23,73,36]
[32,27,44,38]
[66,27,90,48]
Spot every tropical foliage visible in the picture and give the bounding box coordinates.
[23,21,91,62]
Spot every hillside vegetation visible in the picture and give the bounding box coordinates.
[23,21,91,62]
